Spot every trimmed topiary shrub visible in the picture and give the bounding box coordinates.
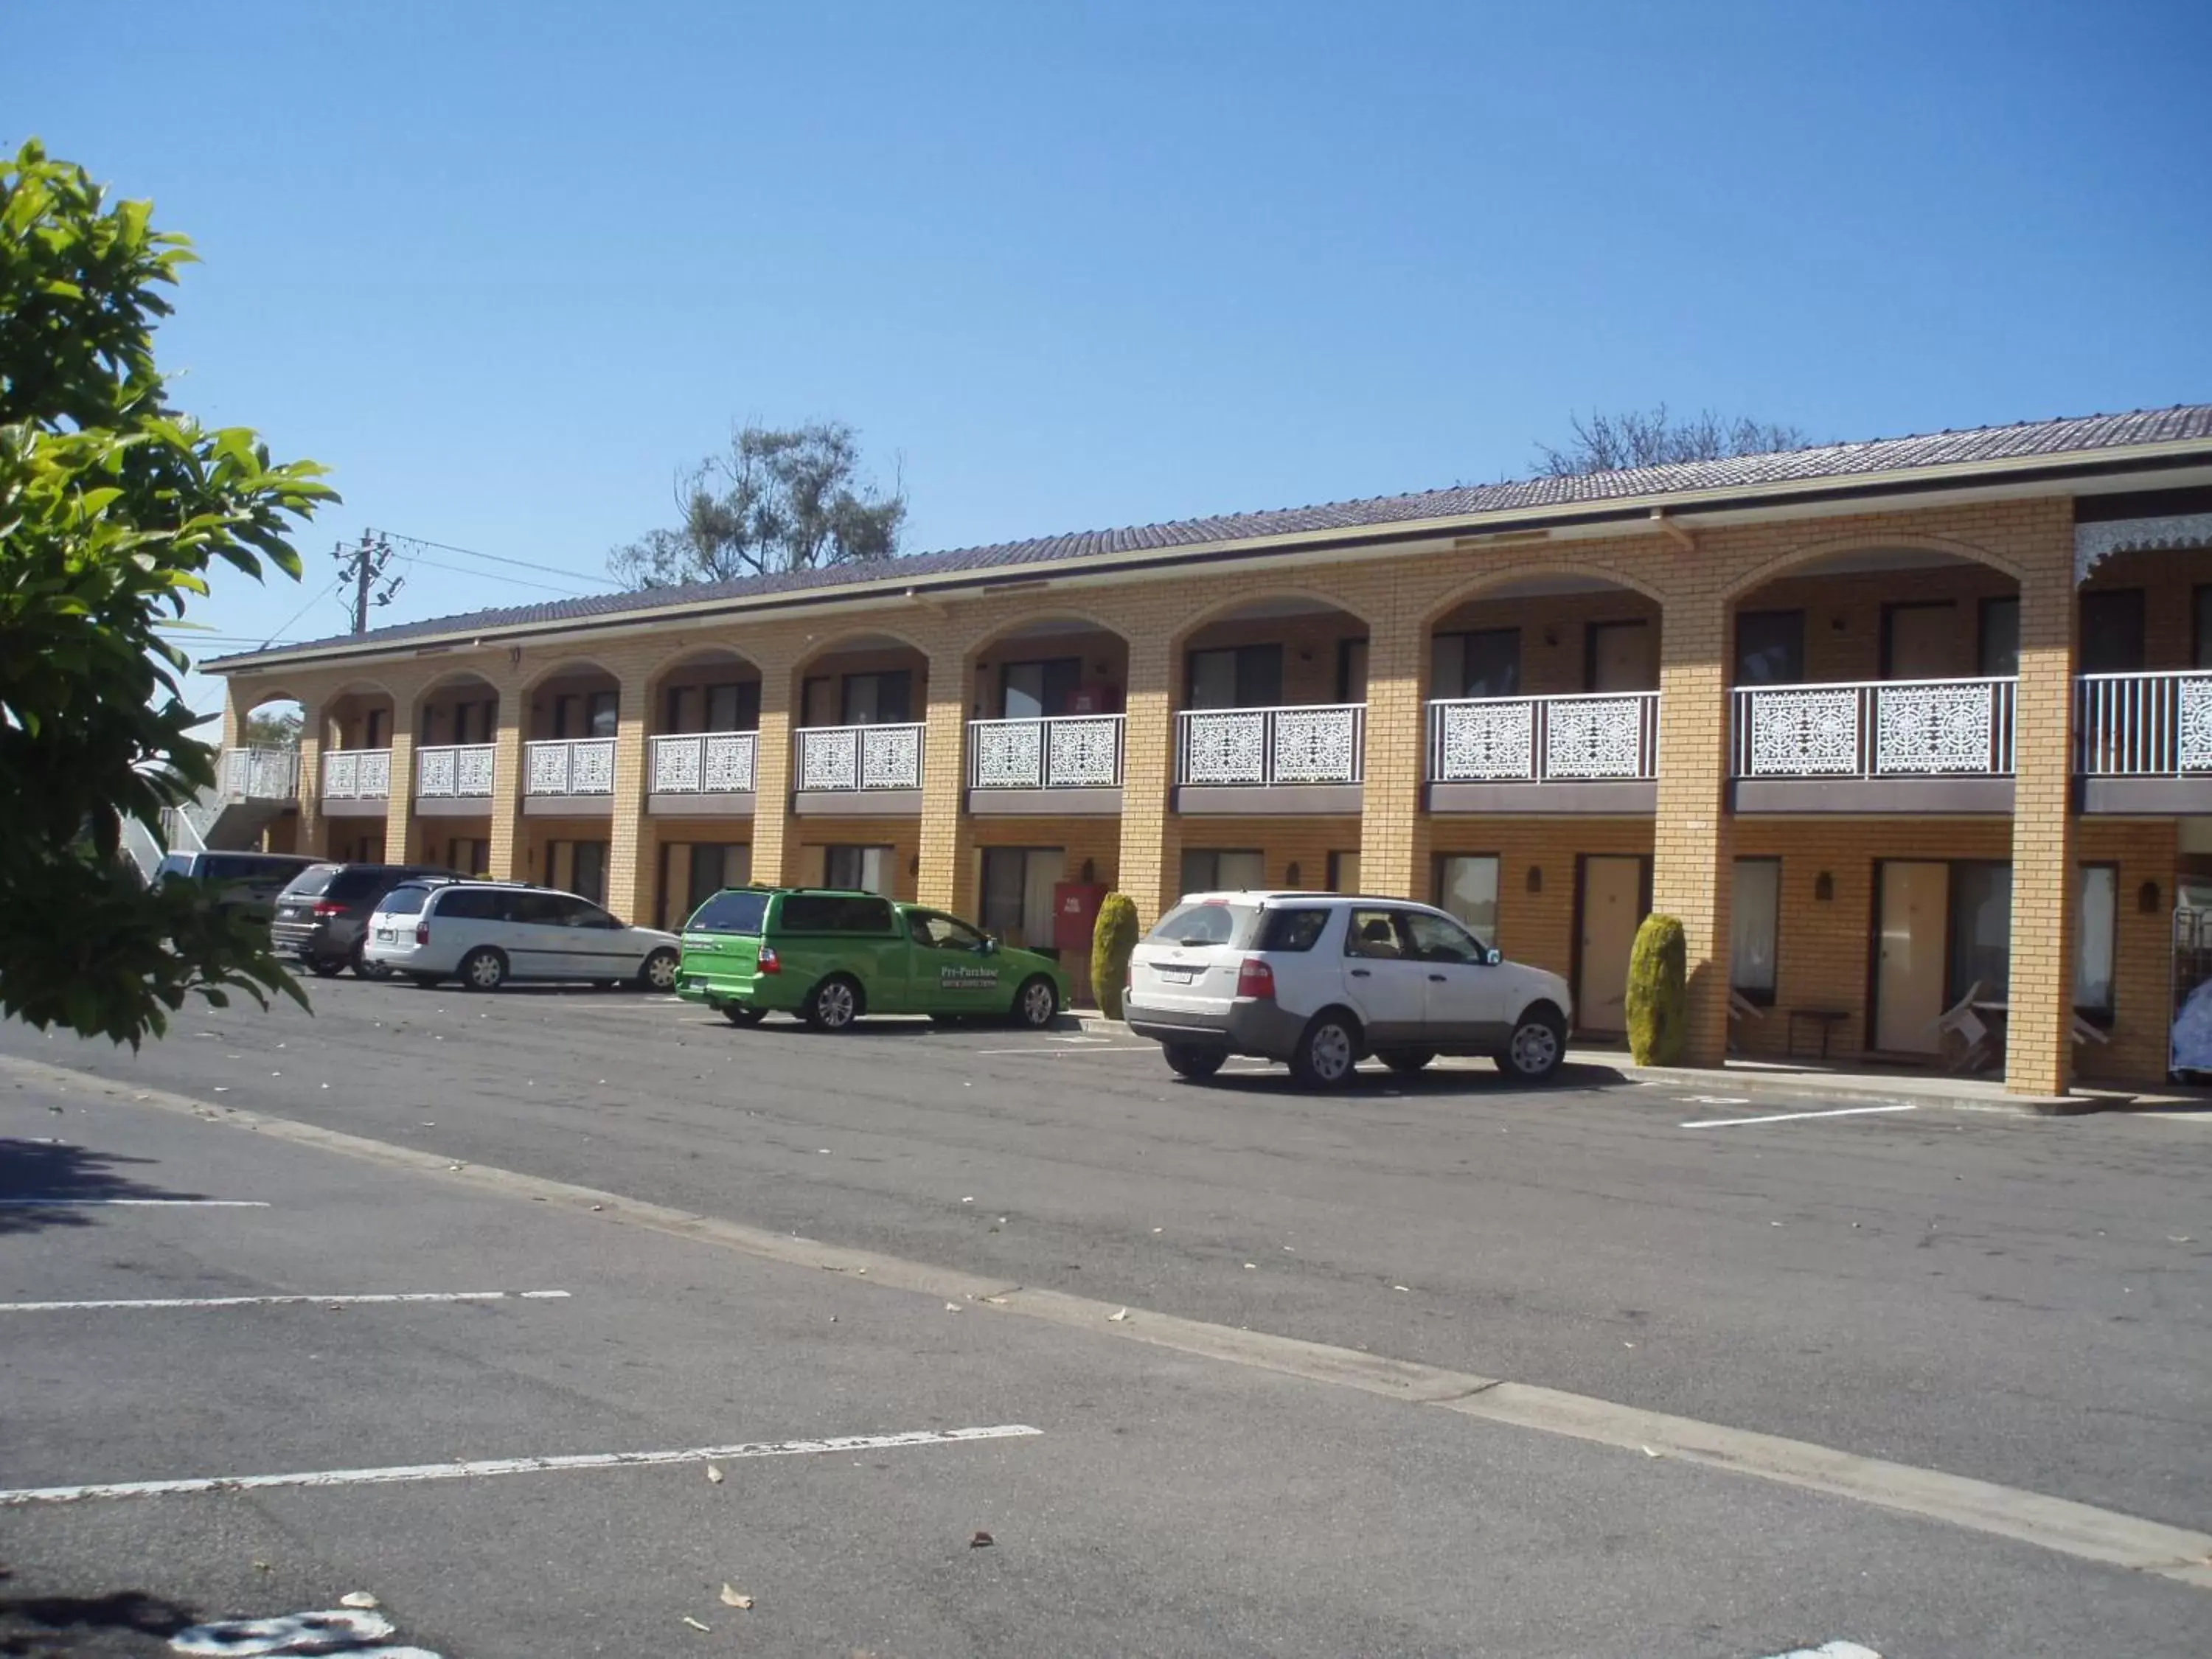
[1091,892,1140,1020]
[1625,913,1688,1065]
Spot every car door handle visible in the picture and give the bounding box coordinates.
[1349,968,1371,978]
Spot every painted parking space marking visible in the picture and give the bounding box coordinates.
[1681,1105,1917,1129]
[1755,1644,1881,1659]
[0,1197,271,1208]
[0,1422,1042,1506]
[972,1044,1157,1056]
[0,1289,571,1313]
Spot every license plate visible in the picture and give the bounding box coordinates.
[1156,966,1197,984]
[375,928,394,942]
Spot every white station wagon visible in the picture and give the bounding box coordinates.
[1123,892,1573,1088]
[364,880,681,992]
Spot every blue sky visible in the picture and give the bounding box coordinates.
[7,0,2208,716]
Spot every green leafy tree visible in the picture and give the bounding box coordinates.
[1624,913,1688,1066]
[1091,892,1138,1020]
[0,139,333,1043]
[244,708,302,749]
[611,420,905,588]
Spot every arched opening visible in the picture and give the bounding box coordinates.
[646,647,765,928]
[410,672,500,876]
[966,614,1130,797]
[790,631,931,798]
[317,681,399,860]
[518,660,620,900]
[1174,596,1368,790]
[212,689,306,855]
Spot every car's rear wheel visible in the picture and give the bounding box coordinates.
[723,1004,768,1027]
[1378,1048,1435,1074]
[306,956,347,979]
[1164,1045,1225,1081]
[639,948,679,992]
[1012,975,1058,1029]
[459,947,507,992]
[804,975,861,1032]
[1290,1011,1362,1090]
[1498,1003,1567,1083]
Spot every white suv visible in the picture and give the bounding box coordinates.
[363,880,681,992]
[1124,892,1573,1088]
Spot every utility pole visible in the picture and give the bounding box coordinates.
[333,530,403,633]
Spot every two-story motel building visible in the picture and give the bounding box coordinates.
[206,406,2212,1096]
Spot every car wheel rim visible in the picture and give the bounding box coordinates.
[1311,1025,1352,1081]
[1512,1023,1557,1074]
[1024,983,1054,1024]
[471,957,500,987]
[649,955,675,990]
[822,985,855,1026]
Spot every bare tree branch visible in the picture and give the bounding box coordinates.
[1535,405,1809,477]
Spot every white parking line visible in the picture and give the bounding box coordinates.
[0,1290,571,1313]
[0,1198,271,1208]
[971,1045,1157,1056]
[0,1423,1042,1506]
[1681,1105,1916,1129]
[1756,1644,1882,1659]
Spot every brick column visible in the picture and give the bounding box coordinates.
[1651,590,1733,1067]
[748,651,796,886]
[915,638,970,912]
[2004,550,2079,1096]
[487,698,526,881]
[295,702,324,860]
[1116,633,1181,927]
[607,692,653,925]
[383,730,415,864]
[1358,585,1424,899]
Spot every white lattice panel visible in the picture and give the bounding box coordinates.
[1270,708,1359,783]
[1436,702,1535,781]
[358,750,391,796]
[703,733,755,792]
[1047,717,1121,786]
[974,723,1044,788]
[1183,712,1266,784]
[1545,698,1646,779]
[571,740,615,793]
[455,745,495,796]
[800,729,860,790]
[526,742,571,795]
[417,748,457,797]
[2180,679,2212,773]
[1874,684,1994,774]
[1747,688,1860,776]
[861,725,922,788]
[653,737,701,793]
[324,752,358,798]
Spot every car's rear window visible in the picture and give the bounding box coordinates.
[1149,900,1251,947]
[433,887,503,920]
[282,864,344,899]
[377,885,430,917]
[1256,907,1331,953]
[777,894,896,933]
[688,890,769,935]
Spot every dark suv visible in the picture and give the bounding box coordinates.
[271,863,459,977]
[155,851,325,925]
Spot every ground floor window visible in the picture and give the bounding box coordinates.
[546,839,608,905]
[1731,858,1781,1003]
[2076,863,2117,1018]
[1326,850,1360,893]
[1180,848,1265,895]
[660,841,750,931]
[981,846,1063,953]
[1434,854,1500,947]
[823,844,895,895]
[1948,861,2013,1006]
[444,838,489,876]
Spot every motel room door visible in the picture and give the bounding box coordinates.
[1576,855,1651,1037]
[1875,860,1950,1054]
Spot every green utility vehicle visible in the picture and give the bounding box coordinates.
[675,887,1068,1032]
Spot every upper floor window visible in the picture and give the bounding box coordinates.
[1734,610,1804,686]
[1001,657,1082,720]
[1186,645,1282,710]
[2081,589,2146,675]
[1433,629,1520,700]
[1978,597,2020,678]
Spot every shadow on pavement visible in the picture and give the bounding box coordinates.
[1184,1057,1638,1098]
[0,1140,213,1235]
[0,1576,200,1656]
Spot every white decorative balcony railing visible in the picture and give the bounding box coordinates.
[1176,704,1365,787]
[1427,692,1659,783]
[524,737,616,796]
[968,714,1125,790]
[794,722,925,791]
[2076,671,2212,776]
[650,730,759,794]
[1732,678,2017,779]
[218,746,299,801]
[415,742,496,799]
[321,748,392,800]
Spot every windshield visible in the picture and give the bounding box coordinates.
[1148,900,1252,947]
[687,889,769,935]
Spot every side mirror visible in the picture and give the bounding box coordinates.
[982,937,1000,956]
[1486,947,1503,966]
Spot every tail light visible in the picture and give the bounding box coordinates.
[312,902,347,917]
[415,924,431,945]
[1236,956,1276,1000]
[757,945,781,975]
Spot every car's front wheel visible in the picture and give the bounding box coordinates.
[804,975,861,1032]
[1011,975,1058,1029]
[639,948,679,992]
[1164,1045,1225,1081]
[1498,1003,1567,1083]
[459,947,507,992]
[1290,1011,1362,1091]
[1377,1048,1435,1075]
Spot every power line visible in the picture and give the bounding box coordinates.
[392,552,597,598]
[375,528,622,589]
[333,531,404,633]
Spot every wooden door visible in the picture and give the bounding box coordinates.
[1876,860,1950,1053]
[1576,855,1649,1037]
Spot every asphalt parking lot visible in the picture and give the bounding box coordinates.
[4,978,2210,1656]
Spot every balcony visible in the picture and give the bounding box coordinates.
[220,747,300,802]
[524,737,616,816]
[1175,703,1363,815]
[647,730,759,815]
[2076,670,2212,813]
[321,748,392,817]
[414,742,496,815]
[967,715,1124,815]
[792,722,925,815]
[1731,677,2016,813]
[1426,692,1658,815]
